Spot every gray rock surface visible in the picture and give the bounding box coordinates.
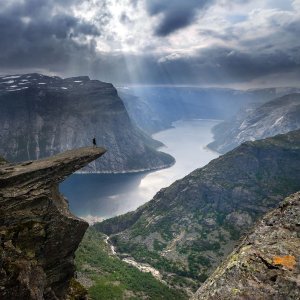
[193,192,300,300]
[0,146,105,299]
[208,93,300,153]
[0,73,174,173]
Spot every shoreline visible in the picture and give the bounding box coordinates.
[76,119,221,175]
[75,160,176,175]
[62,118,221,221]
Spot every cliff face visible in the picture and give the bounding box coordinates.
[95,130,300,293]
[0,74,174,173]
[193,192,300,300]
[0,147,106,299]
[208,93,300,153]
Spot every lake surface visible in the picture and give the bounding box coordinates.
[60,119,220,222]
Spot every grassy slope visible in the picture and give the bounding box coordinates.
[75,228,186,299]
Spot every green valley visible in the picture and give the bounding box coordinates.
[75,228,186,299]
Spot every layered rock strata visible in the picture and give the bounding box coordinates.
[0,73,174,173]
[0,147,105,299]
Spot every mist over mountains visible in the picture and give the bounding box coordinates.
[208,93,300,153]
[119,86,300,134]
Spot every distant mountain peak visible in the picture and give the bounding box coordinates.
[0,73,109,93]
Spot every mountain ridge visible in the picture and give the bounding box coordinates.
[94,129,300,294]
[208,93,300,153]
[0,73,174,173]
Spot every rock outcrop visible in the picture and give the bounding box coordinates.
[193,192,300,300]
[208,93,300,154]
[0,73,174,173]
[95,130,300,294]
[0,147,106,299]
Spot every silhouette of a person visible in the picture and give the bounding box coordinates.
[93,137,97,147]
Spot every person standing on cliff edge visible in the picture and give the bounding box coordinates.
[92,137,97,147]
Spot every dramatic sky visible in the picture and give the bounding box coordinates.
[0,0,299,87]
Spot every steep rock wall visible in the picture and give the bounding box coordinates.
[0,147,105,299]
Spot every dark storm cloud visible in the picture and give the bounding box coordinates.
[156,45,300,84]
[285,19,300,34]
[80,42,300,86]
[145,0,212,36]
[0,0,299,87]
[198,28,238,42]
[0,0,101,70]
[120,13,133,25]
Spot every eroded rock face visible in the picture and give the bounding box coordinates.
[208,93,300,154]
[0,147,106,299]
[193,192,300,300]
[0,73,174,173]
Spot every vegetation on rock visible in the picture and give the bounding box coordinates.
[75,228,186,299]
[193,192,300,300]
[95,130,300,293]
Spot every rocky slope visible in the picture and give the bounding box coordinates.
[193,191,300,300]
[0,73,174,173]
[119,86,300,134]
[208,93,300,154]
[95,130,300,294]
[0,147,105,299]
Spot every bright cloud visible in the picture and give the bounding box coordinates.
[0,0,299,87]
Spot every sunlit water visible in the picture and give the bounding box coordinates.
[60,119,220,222]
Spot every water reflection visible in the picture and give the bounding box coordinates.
[60,119,220,221]
[61,172,148,220]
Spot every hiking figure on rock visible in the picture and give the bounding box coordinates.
[92,137,97,147]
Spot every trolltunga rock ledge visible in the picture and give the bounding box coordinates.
[0,147,106,299]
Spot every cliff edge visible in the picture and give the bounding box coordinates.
[193,192,300,300]
[0,147,106,299]
[0,73,174,173]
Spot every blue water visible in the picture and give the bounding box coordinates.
[60,119,220,222]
